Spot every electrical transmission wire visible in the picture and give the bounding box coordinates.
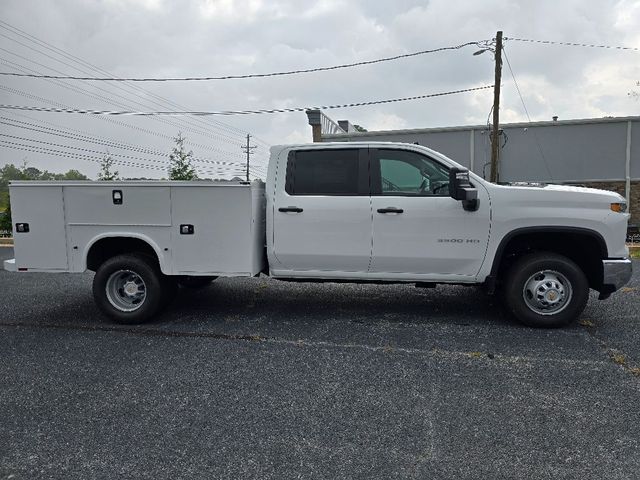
[0,85,494,116]
[1,114,175,156]
[0,40,492,82]
[0,140,164,173]
[0,85,254,163]
[0,134,247,175]
[0,53,252,158]
[0,73,256,160]
[504,37,640,52]
[0,55,250,148]
[0,53,269,166]
[0,20,254,141]
[0,140,247,177]
[502,47,554,181]
[0,117,255,170]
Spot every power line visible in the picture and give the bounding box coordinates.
[0,115,172,156]
[0,117,257,169]
[504,37,640,51]
[502,47,554,181]
[0,140,165,173]
[0,20,253,141]
[0,96,254,164]
[0,55,249,148]
[0,141,247,177]
[0,40,491,82]
[0,134,247,174]
[0,85,494,117]
[0,73,255,159]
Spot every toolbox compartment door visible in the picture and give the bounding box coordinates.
[10,185,68,270]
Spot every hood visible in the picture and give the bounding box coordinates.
[493,182,626,203]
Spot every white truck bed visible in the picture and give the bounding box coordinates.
[7,181,266,276]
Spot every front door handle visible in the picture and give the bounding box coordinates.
[279,206,303,213]
[377,207,404,214]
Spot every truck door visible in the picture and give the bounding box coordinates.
[369,148,490,278]
[271,147,371,274]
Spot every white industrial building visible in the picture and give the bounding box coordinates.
[306,111,639,224]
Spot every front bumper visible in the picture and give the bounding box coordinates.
[601,258,633,294]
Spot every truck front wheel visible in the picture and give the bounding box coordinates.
[504,252,589,328]
[93,253,167,324]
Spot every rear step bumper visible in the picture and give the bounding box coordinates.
[3,258,16,272]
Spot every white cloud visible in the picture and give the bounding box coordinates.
[0,0,639,179]
[366,112,409,131]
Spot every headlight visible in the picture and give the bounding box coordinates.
[610,203,627,213]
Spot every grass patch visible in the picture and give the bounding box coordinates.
[612,353,627,366]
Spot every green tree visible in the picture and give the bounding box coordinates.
[97,155,120,181]
[168,133,197,180]
[63,169,89,180]
[0,163,25,185]
[0,194,11,232]
[22,166,42,179]
[0,164,25,233]
[0,163,89,232]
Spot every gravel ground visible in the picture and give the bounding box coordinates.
[1,247,639,479]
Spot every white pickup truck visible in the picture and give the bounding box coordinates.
[4,142,632,327]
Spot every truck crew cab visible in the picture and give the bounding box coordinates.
[4,142,633,327]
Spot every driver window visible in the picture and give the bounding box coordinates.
[378,150,449,196]
[380,159,425,194]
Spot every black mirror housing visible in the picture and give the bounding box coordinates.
[449,167,479,211]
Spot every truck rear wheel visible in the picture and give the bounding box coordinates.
[93,253,167,324]
[504,252,589,328]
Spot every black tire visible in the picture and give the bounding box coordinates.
[504,252,589,328]
[93,253,167,324]
[177,276,217,289]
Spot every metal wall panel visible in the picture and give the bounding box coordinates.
[631,121,640,179]
[499,122,627,182]
[325,118,639,183]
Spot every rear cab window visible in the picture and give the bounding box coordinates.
[286,148,368,195]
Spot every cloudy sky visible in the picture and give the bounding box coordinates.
[1,0,639,179]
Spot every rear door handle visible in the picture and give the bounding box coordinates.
[377,207,404,214]
[278,206,303,213]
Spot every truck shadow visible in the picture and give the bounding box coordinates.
[164,277,514,328]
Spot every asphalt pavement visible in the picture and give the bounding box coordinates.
[1,246,639,479]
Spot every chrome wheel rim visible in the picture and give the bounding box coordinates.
[105,270,147,312]
[522,270,572,315]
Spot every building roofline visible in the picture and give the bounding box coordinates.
[322,115,640,139]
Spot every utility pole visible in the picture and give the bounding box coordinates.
[490,30,503,183]
[242,134,257,182]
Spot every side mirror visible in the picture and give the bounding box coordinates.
[449,167,479,211]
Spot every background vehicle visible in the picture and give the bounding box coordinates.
[4,142,632,327]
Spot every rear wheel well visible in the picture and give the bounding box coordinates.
[86,237,159,272]
[492,230,606,291]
